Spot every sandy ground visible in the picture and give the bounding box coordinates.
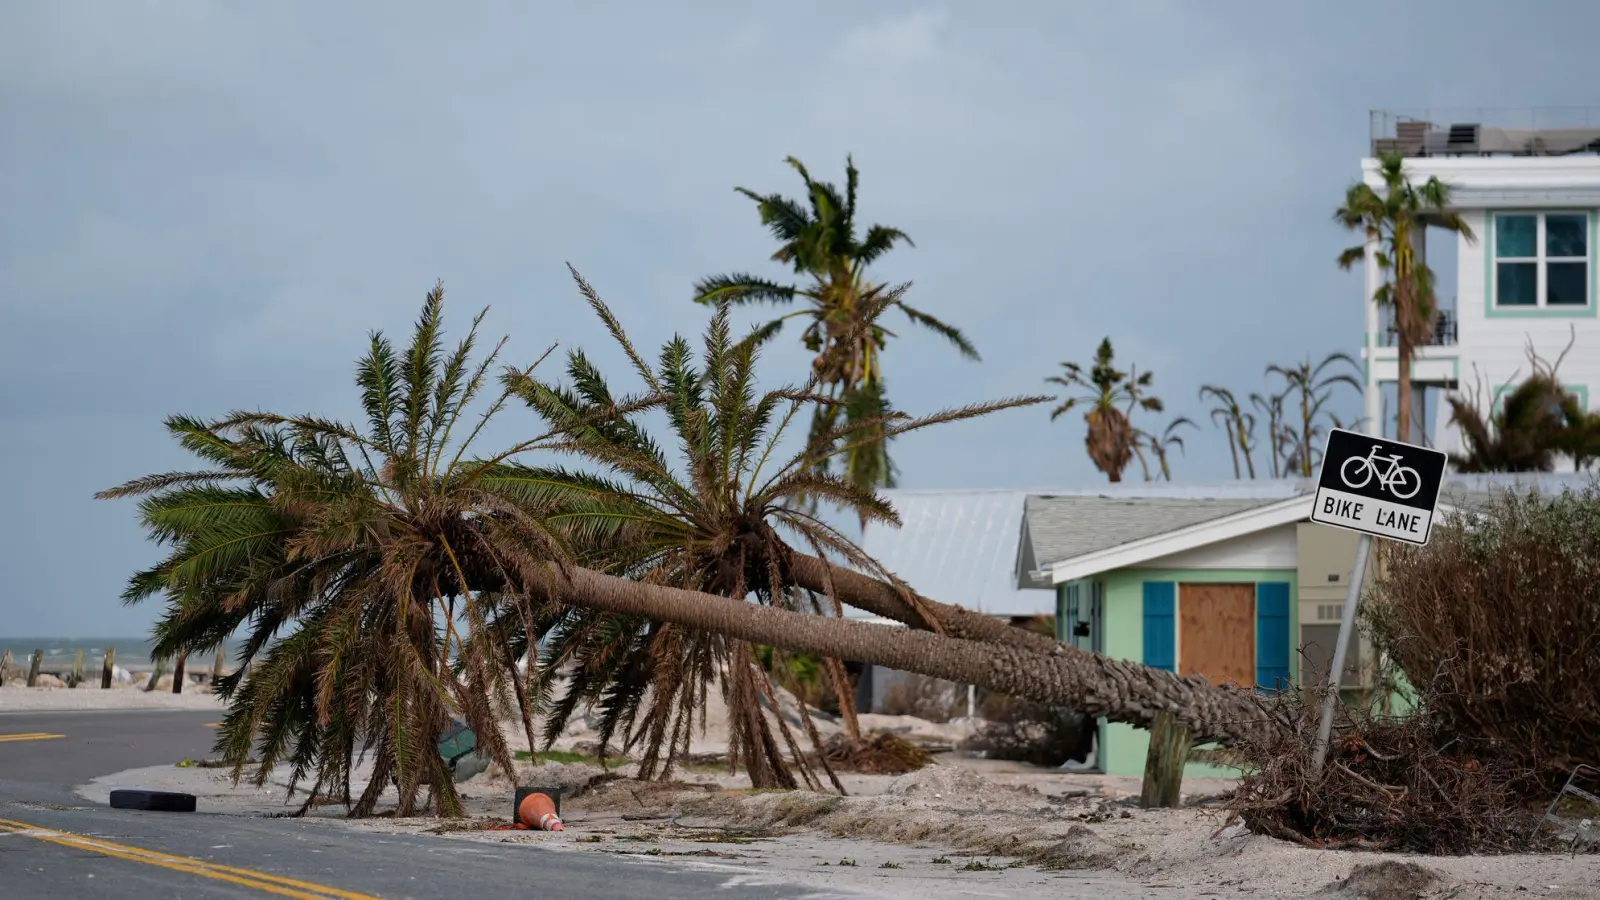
[76,747,1599,899]
[37,680,1600,898]
[0,684,225,712]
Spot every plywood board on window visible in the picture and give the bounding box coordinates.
[1178,583,1255,688]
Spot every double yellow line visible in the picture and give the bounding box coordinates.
[0,817,380,899]
[0,732,64,743]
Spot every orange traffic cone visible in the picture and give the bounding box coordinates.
[517,791,564,831]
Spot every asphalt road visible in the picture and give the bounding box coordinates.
[0,710,840,899]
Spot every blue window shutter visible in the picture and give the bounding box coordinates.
[1256,582,1291,693]
[1142,582,1176,671]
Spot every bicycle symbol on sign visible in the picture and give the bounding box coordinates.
[1339,444,1422,500]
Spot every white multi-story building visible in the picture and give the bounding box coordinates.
[1359,110,1600,464]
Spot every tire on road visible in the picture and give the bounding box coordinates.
[109,789,197,813]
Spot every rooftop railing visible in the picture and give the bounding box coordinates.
[1371,108,1600,158]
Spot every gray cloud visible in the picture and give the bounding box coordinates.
[0,1,1583,634]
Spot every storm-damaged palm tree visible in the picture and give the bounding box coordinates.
[499,274,1045,788]
[694,156,978,514]
[96,285,563,816]
[1267,352,1363,477]
[1200,384,1257,480]
[1137,416,1197,481]
[1049,338,1163,483]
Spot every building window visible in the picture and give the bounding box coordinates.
[1493,213,1591,309]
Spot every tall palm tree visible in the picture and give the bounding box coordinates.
[1048,338,1163,483]
[1267,352,1363,477]
[1337,152,1475,444]
[1199,385,1257,479]
[694,156,978,513]
[96,285,562,816]
[1137,417,1197,481]
[499,273,1047,787]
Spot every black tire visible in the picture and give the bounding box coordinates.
[109,789,197,812]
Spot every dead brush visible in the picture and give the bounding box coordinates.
[818,732,933,774]
[1223,687,1548,854]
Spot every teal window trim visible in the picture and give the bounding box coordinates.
[1141,582,1176,672]
[1254,582,1292,694]
[1492,383,1589,416]
[1484,210,1598,319]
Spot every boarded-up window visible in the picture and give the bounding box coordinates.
[1178,583,1255,688]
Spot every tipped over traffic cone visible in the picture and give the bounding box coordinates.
[517,791,564,831]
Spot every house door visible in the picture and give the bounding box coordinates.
[1178,583,1255,688]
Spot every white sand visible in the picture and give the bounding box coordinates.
[50,679,1600,898]
[74,743,1600,899]
[0,684,225,712]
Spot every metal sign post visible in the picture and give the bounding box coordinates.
[1307,428,1447,775]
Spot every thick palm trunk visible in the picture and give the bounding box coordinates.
[1397,331,1414,443]
[782,551,1064,656]
[529,563,1277,746]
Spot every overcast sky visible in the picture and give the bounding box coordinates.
[2,1,1587,636]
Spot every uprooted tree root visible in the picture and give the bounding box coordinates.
[1223,690,1556,855]
[818,733,933,774]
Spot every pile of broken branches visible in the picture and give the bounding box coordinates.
[1223,690,1549,855]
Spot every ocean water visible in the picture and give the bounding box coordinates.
[0,637,243,673]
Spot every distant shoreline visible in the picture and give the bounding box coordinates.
[0,638,240,675]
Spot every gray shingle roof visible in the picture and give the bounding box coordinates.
[1019,495,1284,581]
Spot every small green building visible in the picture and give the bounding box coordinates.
[1018,491,1351,777]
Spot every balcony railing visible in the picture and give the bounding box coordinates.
[1379,308,1457,348]
[1370,107,1600,158]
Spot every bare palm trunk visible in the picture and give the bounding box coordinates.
[783,552,1064,656]
[527,563,1276,746]
[1224,422,1241,479]
[1397,331,1414,443]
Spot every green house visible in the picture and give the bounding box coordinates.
[1018,491,1361,777]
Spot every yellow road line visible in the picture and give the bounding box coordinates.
[204,722,222,728]
[0,733,65,743]
[0,818,381,899]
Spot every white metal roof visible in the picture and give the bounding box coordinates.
[856,488,1056,618]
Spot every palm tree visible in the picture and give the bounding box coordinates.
[1249,391,1289,479]
[694,156,978,513]
[102,274,1286,816]
[1138,417,1197,481]
[498,272,1053,788]
[96,285,562,816]
[1267,352,1363,477]
[1048,338,1163,483]
[1199,385,1257,479]
[1337,152,1475,444]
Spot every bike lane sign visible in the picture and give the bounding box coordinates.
[1311,428,1448,545]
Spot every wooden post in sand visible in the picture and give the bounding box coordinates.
[26,649,43,688]
[0,649,12,686]
[70,650,85,688]
[101,647,117,689]
[171,651,188,694]
[211,646,227,687]
[145,657,165,693]
[1139,710,1192,809]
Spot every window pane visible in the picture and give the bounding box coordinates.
[1496,215,1537,258]
[1547,214,1588,258]
[1496,262,1537,305]
[1547,262,1587,306]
